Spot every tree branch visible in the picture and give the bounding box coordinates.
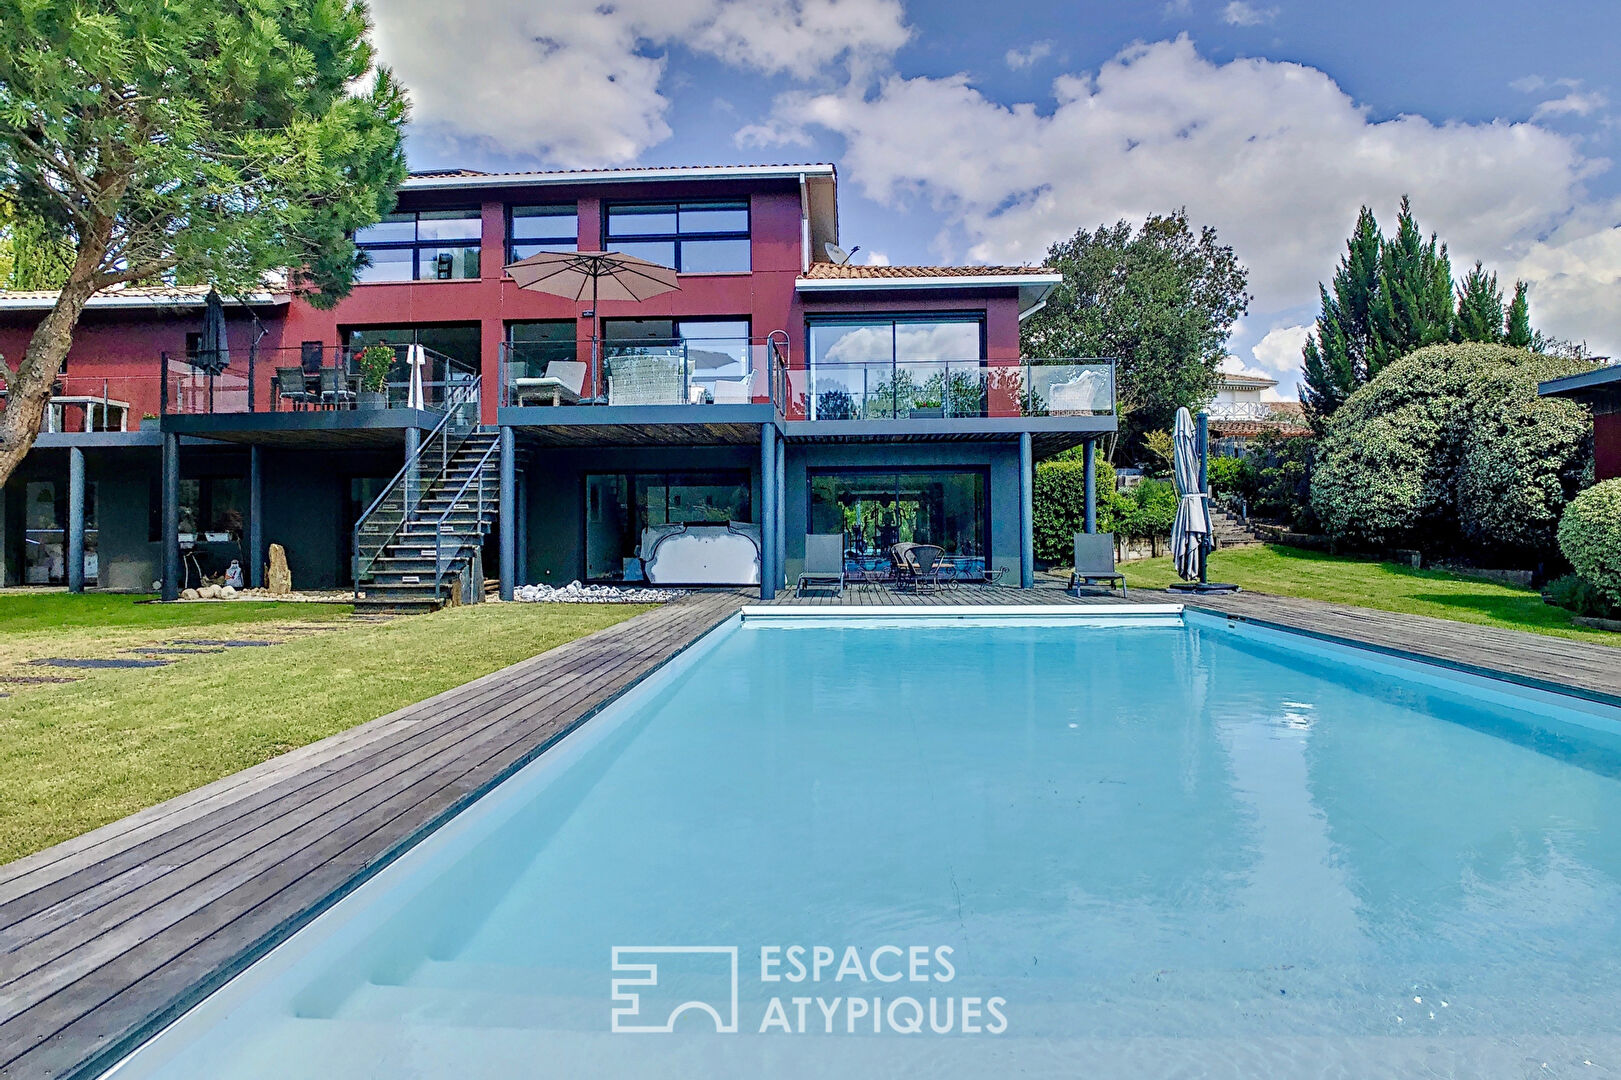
[92,257,179,290]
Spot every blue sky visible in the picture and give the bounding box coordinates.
[370,0,1621,396]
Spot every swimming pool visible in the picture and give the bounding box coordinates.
[108,608,1621,1078]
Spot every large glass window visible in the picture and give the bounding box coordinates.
[507,205,578,263]
[355,209,481,282]
[506,320,578,379]
[604,201,749,273]
[23,480,97,585]
[806,317,984,419]
[809,469,989,576]
[584,470,752,581]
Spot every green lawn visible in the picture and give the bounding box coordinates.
[0,591,352,634]
[1120,544,1621,647]
[0,598,655,864]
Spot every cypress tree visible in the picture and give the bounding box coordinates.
[1454,261,1506,343]
[1506,281,1533,348]
[1369,197,1454,372]
[1300,206,1382,428]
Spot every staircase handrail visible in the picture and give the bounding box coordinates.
[432,437,503,596]
[352,376,481,592]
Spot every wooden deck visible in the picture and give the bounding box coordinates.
[0,590,747,1080]
[6,581,1620,1078]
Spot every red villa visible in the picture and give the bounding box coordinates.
[0,163,1115,606]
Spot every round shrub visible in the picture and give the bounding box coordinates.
[1557,480,1621,607]
[1206,454,1242,494]
[1311,343,1593,560]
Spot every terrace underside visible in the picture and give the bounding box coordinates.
[159,410,437,450]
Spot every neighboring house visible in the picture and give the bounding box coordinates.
[0,163,1115,604]
[1205,365,1310,454]
[1538,363,1621,481]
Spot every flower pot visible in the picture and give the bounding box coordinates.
[358,389,388,410]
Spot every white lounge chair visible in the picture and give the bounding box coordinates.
[513,360,587,406]
[796,534,846,596]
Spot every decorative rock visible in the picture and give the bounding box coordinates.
[267,544,292,596]
[181,588,200,600]
[512,580,685,604]
[220,585,237,598]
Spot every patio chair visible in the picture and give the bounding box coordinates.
[906,544,946,593]
[275,366,315,410]
[796,534,846,596]
[888,542,918,587]
[513,360,587,406]
[1069,532,1126,596]
[710,377,752,404]
[317,367,354,409]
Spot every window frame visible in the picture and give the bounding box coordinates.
[805,465,993,569]
[354,209,483,283]
[601,200,751,273]
[506,204,579,265]
[580,468,755,583]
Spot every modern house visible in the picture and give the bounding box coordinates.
[1205,362,1309,454]
[0,163,1116,607]
[1539,363,1621,481]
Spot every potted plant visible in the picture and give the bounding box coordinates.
[354,345,395,409]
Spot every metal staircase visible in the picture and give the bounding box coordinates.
[352,379,502,614]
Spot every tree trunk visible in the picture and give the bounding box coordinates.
[0,214,116,491]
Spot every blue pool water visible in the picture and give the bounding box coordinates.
[111,612,1621,1078]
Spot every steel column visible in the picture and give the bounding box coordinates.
[499,426,516,601]
[516,469,528,588]
[67,447,85,593]
[161,432,180,601]
[248,444,263,588]
[774,432,786,590]
[760,424,778,600]
[403,426,420,513]
[1019,432,1034,589]
[1083,437,1097,534]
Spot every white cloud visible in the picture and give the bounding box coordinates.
[745,35,1621,368]
[1005,41,1054,70]
[1250,324,1312,388]
[859,249,891,265]
[1532,90,1608,120]
[1221,1,1278,26]
[369,0,909,166]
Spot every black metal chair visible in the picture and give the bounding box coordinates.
[318,368,355,409]
[274,366,315,410]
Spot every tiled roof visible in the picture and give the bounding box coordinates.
[800,263,1056,280]
[1208,418,1312,438]
[0,284,284,310]
[402,163,836,187]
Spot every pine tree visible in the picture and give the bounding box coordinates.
[1300,206,1382,427]
[1369,197,1454,372]
[1506,281,1533,348]
[1454,261,1506,343]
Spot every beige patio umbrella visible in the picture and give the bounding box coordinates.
[504,251,681,395]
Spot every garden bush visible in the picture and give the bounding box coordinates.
[1117,479,1179,539]
[1311,343,1592,561]
[1557,479,1621,607]
[1236,432,1316,529]
[1542,573,1620,619]
[1032,452,1120,561]
[1206,454,1242,494]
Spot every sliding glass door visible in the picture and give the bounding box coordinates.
[584,470,753,582]
[806,317,984,419]
[807,468,989,576]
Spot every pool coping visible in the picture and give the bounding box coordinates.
[741,602,1185,619]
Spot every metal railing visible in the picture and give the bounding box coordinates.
[783,357,1115,421]
[351,376,482,591]
[1,374,166,432]
[161,343,479,416]
[432,437,502,593]
[1205,401,1289,422]
[499,334,790,411]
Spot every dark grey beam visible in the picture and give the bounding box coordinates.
[161,433,180,601]
[248,445,263,588]
[774,434,786,592]
[1019,432,1034,589]
[1083,437,1097,534]
[760,423,778,600]
[499,426,516,602]
[67,447,85,593]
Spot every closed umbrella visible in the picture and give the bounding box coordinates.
[405,343,427,410]
[504,251,680,397]
[193,288,231,412]
[1170,407,1209,582]
[1167,407,1240,594]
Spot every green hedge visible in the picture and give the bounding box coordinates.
[1206,455,1242,494]
[1311,343,1592,561]
[1557,480,1621,607]
[1033,454,1118,561]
